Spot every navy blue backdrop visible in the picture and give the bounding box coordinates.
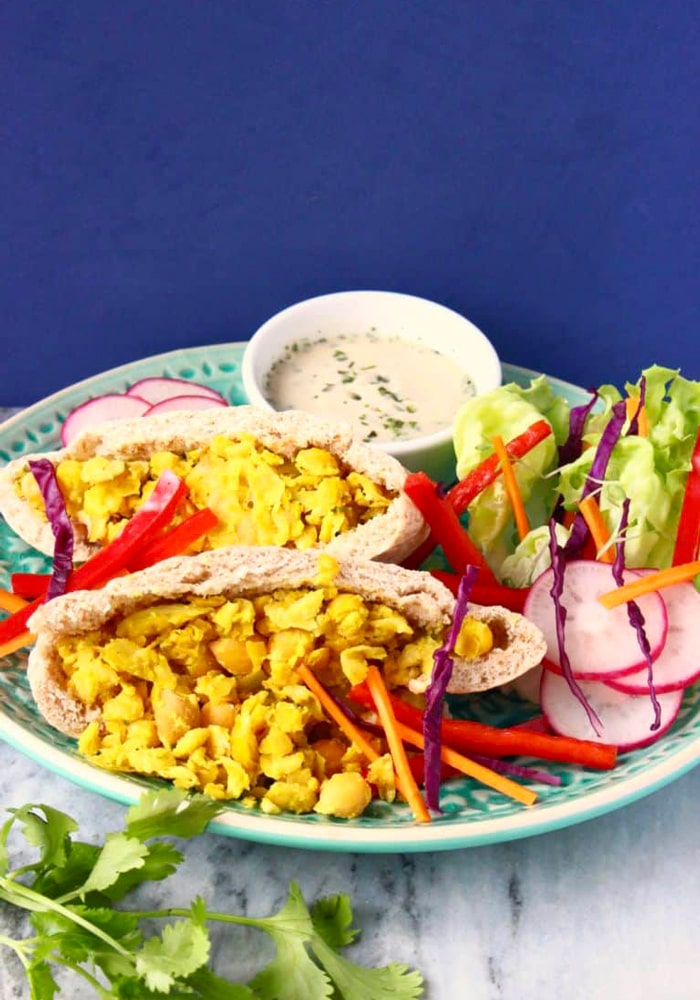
[3,2,698,405]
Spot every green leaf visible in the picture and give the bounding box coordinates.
[186,966,259,999]
[102,841,184,901]
[311,936,425,1000]
[0,813,15,876]
[111,975,215,999]
[79,833,149,897]
[189,895,208,926]
[26,959,60,1000]
[135,919,210,992]
[250,883,424,1000]
[8,804,78,873]
[249,933,333,1000]
[311,894,358,950]
[249,884,333,1000]
[31,905,141,971]
[125,789,223,842]
[32,841,101,900]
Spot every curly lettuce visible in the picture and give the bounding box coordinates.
[454,365,700,583]
[558,367,700,569]
[452,376,569,567]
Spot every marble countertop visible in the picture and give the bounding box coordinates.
[1,403,699,999]
[1,748,699,999]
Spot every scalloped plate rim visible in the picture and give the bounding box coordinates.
[1,343,699,853]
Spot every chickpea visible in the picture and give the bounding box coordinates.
[209,637,256,676]
[314,771,372,820]
[153,689,200,747]
[200,701,236,729]
[311,738,347,777]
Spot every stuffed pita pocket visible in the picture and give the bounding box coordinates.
[26,547,546,816]
[0,406,427,565]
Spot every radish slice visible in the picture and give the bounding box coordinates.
[540,670,684,750]
[126,376,227,405]
[524,560,668,680]
[144,394,229,415]
[61,394,151,446]
[606,578,700,694]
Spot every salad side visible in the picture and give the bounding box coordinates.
[424,364,700,759]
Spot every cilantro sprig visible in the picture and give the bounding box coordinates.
[0,789,424,999]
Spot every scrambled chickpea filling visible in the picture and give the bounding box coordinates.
[58,568,449,818]
[18,435,392,549]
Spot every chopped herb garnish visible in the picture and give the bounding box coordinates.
[0,790,424,998]
[263,331,476,443]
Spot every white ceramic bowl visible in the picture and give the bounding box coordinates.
[241,290,502,481]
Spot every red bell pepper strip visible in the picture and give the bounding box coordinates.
[127,507,218,571]
[403,472,496,582]
[10,506,217,599]
[672,426,700,566]
[430,569,530,613]
[71,469,187,590]
[0,470,187,647]
[10,573,51,600]
[403,419,552,568]
[348,683,617,771]
[447,419,553,514]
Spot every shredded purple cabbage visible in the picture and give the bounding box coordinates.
[422,565,479,812]
[558,389,599,467]
[29,459,74,601]
[564,398,628,559]
[470,754,562,787]
[548,521,603,736]
[328,688,385,738]
[613,497,661,730]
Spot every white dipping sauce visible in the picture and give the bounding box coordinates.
[263,331,476,443]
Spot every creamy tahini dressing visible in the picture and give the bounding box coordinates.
[263,332,476,443]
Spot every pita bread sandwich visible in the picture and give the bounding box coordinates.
[0,406,427,565]
[26,546,546,818]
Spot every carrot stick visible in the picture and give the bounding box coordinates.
[625,396,649,436]
[578,495,615,564]
[0,630,34,659]
[447,419,553,514]
[348,683,617,770]
[296,664,380,764]
[0,589,29,614]
[599,560,700,609]
[395,721,536,807]
[365,666,431,823]
[492,434,530,541]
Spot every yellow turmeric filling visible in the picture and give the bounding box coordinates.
[62,577,448,817]
[18,435,392,549]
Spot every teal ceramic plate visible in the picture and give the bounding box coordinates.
[1,345,699,852]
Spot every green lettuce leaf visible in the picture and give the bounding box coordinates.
[452,376,568,566]
[558,366,700,569]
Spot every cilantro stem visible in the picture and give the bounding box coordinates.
[0,932,33,970]
[127,906,267,930]
[60,958,114,1000]
[0,877,133,959]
